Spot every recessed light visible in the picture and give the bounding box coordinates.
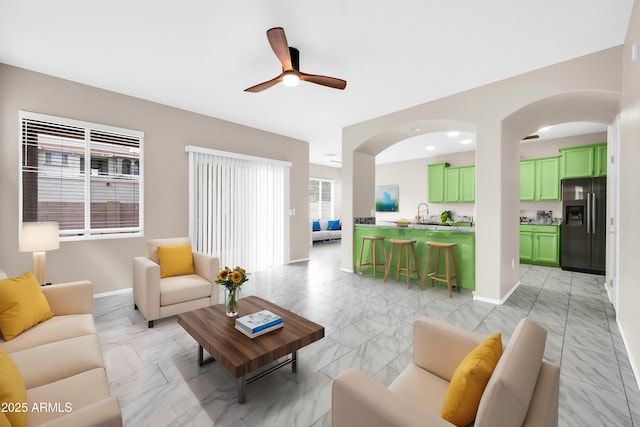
[446,131,460,137]
[538,126,551,132]
[460,139,472,145]
[425,146,436,151]
[410,127,422,132]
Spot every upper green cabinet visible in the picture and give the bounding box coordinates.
[559,142,607,179]
[594,143,608,177]
[428,163,475,203]
[520,160,536,201]
[444,168,459,202]
[427,162,448,203]
[520,156,560,201]
[459,166,476,202]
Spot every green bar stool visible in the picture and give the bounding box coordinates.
[421,241,459,298]
[384,239,420,288]
[357,236,387,278]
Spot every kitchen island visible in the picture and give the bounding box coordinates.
[354,223,476,290]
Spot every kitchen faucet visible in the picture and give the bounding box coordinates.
[417,203,429,223]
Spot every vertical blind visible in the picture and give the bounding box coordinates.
[187,146,290,272]
[20,111,143,240]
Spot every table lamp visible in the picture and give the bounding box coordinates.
[19,222,59,285]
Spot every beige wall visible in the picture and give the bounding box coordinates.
[342,46,622,303]
[618,0,640,387]
[0,64,310,294]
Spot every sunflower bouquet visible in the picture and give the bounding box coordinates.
[216,266,248,316]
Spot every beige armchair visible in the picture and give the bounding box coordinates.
[133,237,220,328]
[332,317,560,427]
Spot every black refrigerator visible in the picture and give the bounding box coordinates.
[561,177,606,274]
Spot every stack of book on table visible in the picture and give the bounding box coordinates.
[235,309,283,338]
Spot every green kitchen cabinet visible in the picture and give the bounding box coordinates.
[534,232,559,265]
[459,166,476,202]
[520,157,559,201]
[560,143,607,178]
[519,225,559,267]
[444,168,459,202]
[443,165,475,203]
[354,225,476,290]
[594,143,608,177]
[427,162,448,203]
[519,230,534,262]
[536,157,560,200]
[520,160,536,201]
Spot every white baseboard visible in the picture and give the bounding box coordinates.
[288,258,309,264]
[473,280,521,305]
[340,267,354,273]
[94,288,132,299]
[617,318,640,394]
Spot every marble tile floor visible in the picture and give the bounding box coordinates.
[94,242,640,426]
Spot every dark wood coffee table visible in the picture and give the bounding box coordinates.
[177,296,324,403]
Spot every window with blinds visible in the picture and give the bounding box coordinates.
[20,111,144,240]
[308,178,334,219]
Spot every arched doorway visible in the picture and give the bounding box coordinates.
[341,48,622,303]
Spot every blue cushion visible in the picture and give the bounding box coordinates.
[312,220,321,231]
[327,220,341,231]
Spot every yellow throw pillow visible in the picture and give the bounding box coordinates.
[0,347,27,427]
[0,272,53,341]
[0,411,11,427]
[441,332,503,427]
[157,244,195,278]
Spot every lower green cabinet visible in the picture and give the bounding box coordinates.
[519,225,559,267]
[519,230,534,262]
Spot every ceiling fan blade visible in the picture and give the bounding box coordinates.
[266,27,292,70]
[244,74,283,93]
[300,72,347,90]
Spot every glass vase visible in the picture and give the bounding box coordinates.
[225,287,239,317]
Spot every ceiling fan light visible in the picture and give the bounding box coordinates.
[282,71,300,87]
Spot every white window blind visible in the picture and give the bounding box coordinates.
[186,146,290,272]
[20,111,144,240]
[308,178,334,219]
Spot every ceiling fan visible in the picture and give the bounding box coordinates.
[244,27,347,93]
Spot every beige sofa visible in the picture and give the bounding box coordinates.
[0,278,122,427]
[332,317,560,427]
[133,237,220,328]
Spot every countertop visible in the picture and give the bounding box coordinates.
[356,222,475,232]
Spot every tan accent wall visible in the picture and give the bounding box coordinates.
[0,64,309,294]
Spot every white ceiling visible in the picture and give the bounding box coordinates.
[0,1,633,167]
[375,121,608,164]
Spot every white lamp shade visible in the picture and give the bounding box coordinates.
[19,222,60,252]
